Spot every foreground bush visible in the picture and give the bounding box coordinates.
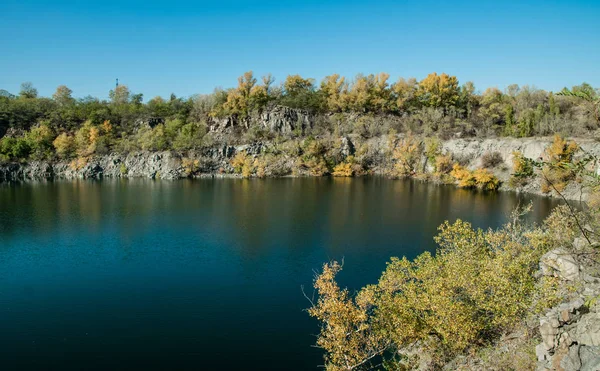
[308,210,554,370]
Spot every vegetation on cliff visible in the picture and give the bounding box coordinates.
[1,72,598,165]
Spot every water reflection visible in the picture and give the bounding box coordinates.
[0,177,565,370]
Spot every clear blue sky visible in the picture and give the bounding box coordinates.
[1,0,599,100]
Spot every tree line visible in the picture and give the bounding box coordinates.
[1,72,598,162]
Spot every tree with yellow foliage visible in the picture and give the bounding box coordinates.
[281,74,320,109]
[220,71,274,118]
[52,85,74,106]
[346,73,392,113]
[320,74,348,112]
[416,72,460,109]
[391,77,418,112]
[53,133,76,159]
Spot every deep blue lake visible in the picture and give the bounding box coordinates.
[0,177,561,370]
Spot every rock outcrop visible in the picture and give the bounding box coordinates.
[0,145,246,182]
[535,245,600,371]
[1,136,599,203]
[258,105,312,135]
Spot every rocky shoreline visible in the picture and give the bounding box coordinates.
[2,136,599,202]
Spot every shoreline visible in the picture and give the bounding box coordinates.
[2,136,598,202]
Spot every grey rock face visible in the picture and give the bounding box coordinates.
[209,116,237,132]
[340,136,355,157]
[259,105,312,135]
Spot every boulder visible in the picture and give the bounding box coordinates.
[540,248,580,281]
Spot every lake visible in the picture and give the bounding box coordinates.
[0,177,561,370]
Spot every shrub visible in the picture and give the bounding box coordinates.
[308,212,552,370]
[303,156,329,176]
[451,164,500,190]
[75,120,99,156]
[53,133,76,159]
[254,158,266,178]
[182,157,200,177]
[392,133,421,177]
[332,161,353,177]
[424,136,442,164]
[25,124,54,159]
[231,151,248,173]
[0,136,31,160]
[434,154,453,175]
[231,151,254,177]
[481,151,503,168]
[69,156,89,171]
[473,168,500,190]
[509,151,535,187]
[450,164,476,188]
[300,137,330,176]
[541,135,579,193]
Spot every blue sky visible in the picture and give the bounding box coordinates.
[1,0,599,100]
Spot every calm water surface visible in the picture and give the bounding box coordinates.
[0,178,561,370]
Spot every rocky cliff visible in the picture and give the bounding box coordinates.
[1,136,599,201]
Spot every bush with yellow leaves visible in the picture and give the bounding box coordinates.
[69,156,89,171]
[392,133,421,177]
[450,164,476,188]
[541,135,579,193]
[308,208,556,370]
[434,154,453,177]
[182,157,200,177]
[473,168,500,190]
[254,158,266,178]
[332,156,363,177]
[299,137,330,176]
[451,164,500,190]
[332,161,353,177]
[231,151,255,178]
[509,151,535,188]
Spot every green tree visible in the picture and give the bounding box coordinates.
[19,82,38,99]
[25,124,55,159]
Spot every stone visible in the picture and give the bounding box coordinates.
[340,136,355,157]
[576,313,600,346]
[540,248,580,281]
[558,298,585,324]
[558,344,581,371]
[580,346,600,371]
[537,342,550,362]
[540,317,560,350]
